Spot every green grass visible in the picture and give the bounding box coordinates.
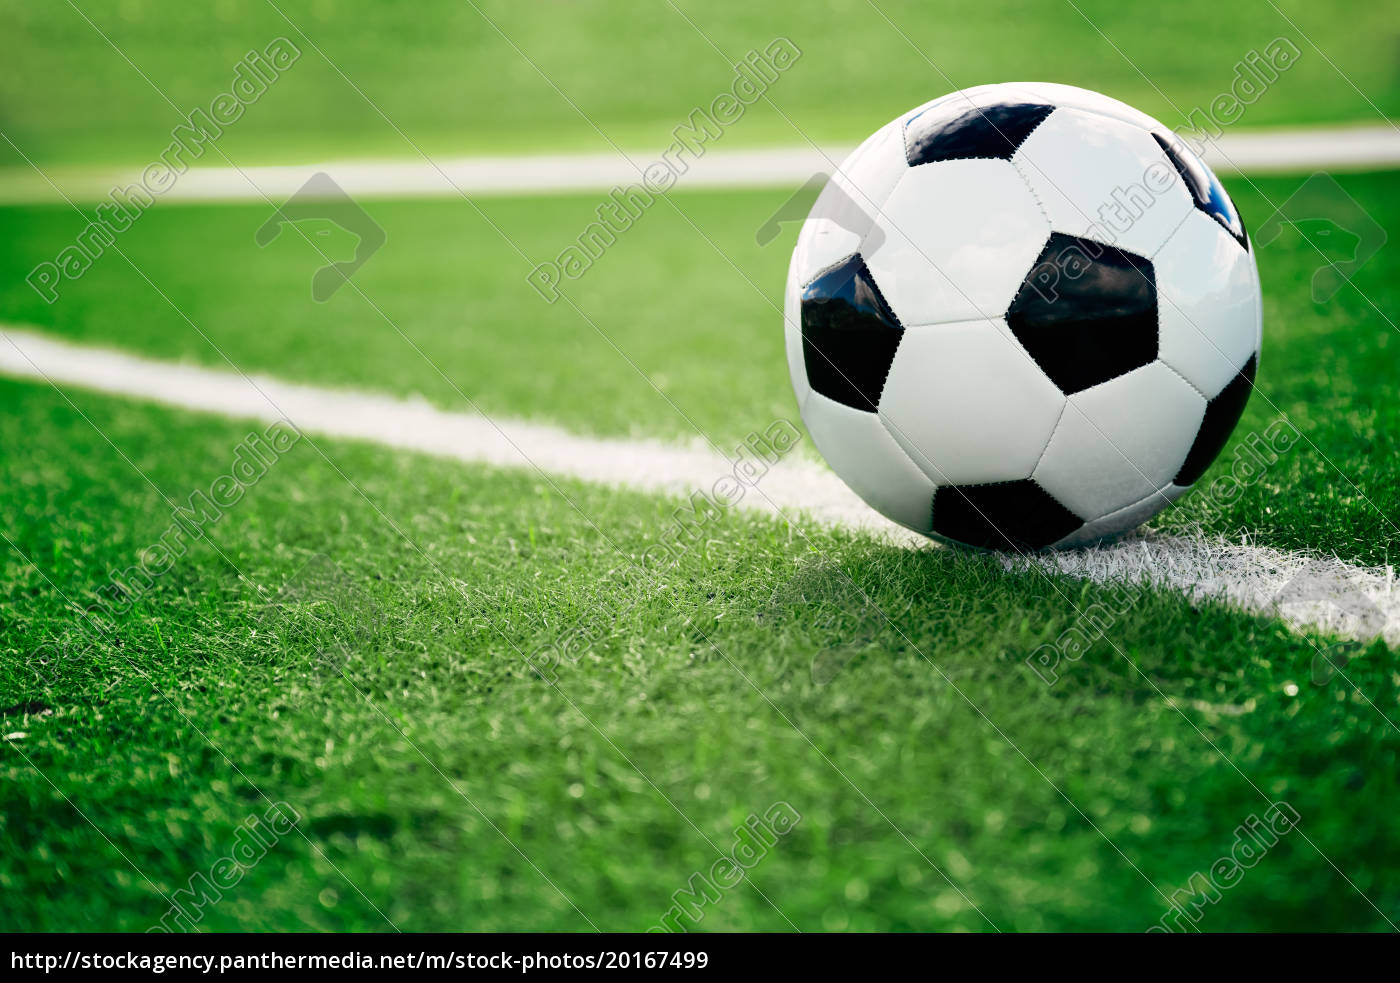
[2,170,1398,565]
[2,0,1396,169]
[2,376,1397,932]
[5,0,1398,938]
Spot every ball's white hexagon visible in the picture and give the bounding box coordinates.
[1247,241,1263,353]
[864,159,1050,326]
[837,118,908,214]
[1154,210,1260,397]
[790,121,908,285]
[1050,483,1187,548]
[878,319,1066,486]
[802,391,936,533]
[1014,108,1193,258]
[1033,361,1206,519]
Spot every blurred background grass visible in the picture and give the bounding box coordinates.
[2,0,1397,168]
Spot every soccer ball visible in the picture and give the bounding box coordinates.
[785,82,1260,550]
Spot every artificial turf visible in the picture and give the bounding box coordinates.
[1,170,1397,565]
[1,376,1397,932]
[2,0,1397,169]
[3,0,1399,935]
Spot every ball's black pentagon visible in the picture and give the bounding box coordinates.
[1006,232,1158,395]
[1153,132,1248,250]
[931,480,1082,551]
[1174,354,1258,485]
[800,253,903,412]
[905,101,1055,166]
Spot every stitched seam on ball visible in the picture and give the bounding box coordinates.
[998,315,1068,406]
[871,347,900,407]
[1158,357,1210,401]
[1030,400,1070,474]
[933,475,1085,529]
[861,261,903,327]
[1016,105,1056,147]
[1013,139,1187,327]
[910,152,1011,166]
[1148,200,1199,261]
[1029,478,1081,521]
[904,102,1055,166]
[800,253,904,410]
[1008,340,1059,385]
[1009,155,1054,229]
[1065,360,1159,394]
[864,269,906,405]
[861,257,906,404]
[951,479,1008,488]
[854,185,897,257]
[902,314,1015,331]
[802,251,863,290]
[879,411,944,490]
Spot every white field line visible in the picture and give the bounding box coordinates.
[2,124,1398,204]
[2,326,1396,646]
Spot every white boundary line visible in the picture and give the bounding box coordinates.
[2,325,1395,646]
[2,124,1398,204]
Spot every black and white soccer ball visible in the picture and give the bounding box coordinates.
[785,82,1260,550]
